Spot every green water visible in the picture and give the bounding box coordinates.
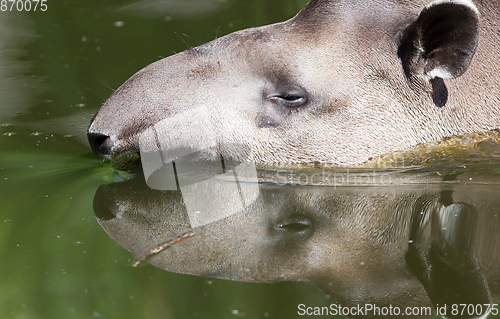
[1,1,499,319]
[0,1,331,319]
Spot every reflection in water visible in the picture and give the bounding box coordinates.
[131,230,195,267]
[139,113,260,226]
[93,165,500,319]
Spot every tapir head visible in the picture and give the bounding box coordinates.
[88,0,480,165]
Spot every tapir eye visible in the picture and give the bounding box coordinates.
[272,214,313,238]
[269,87,308,108]
[279,94,307,107]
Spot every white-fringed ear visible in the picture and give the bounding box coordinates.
[425,0,479,15]
[399,0,480,81]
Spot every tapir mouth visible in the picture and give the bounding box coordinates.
[109,148,142,171]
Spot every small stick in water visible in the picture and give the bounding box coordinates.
[132,230,195,267]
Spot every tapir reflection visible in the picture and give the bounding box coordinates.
[93,174,499,319]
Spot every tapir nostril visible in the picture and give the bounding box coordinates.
[88,132,113,157]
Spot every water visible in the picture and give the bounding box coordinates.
[0,1,499,318]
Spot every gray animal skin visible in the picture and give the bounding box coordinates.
[94,175,500,319]
[88,0,500,165]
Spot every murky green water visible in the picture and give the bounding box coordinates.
[1,1,499,319]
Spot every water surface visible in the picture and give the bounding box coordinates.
[1,1,499,319]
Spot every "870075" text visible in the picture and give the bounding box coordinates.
[1,0,47,11]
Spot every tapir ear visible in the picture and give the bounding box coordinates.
[400,0,480,81]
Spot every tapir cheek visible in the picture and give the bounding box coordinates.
[256,115,281,128]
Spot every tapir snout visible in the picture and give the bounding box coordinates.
[88,0,500,165]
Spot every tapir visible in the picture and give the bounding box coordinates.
[93,172,500,319]
[88,0,500,166]
[88,1,500,316]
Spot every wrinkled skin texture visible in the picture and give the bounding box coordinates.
[88,0,500,165]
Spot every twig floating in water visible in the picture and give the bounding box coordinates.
[132,230,195,267]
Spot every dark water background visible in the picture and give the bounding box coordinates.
[0,1,499,319]
[0,1,333,318]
